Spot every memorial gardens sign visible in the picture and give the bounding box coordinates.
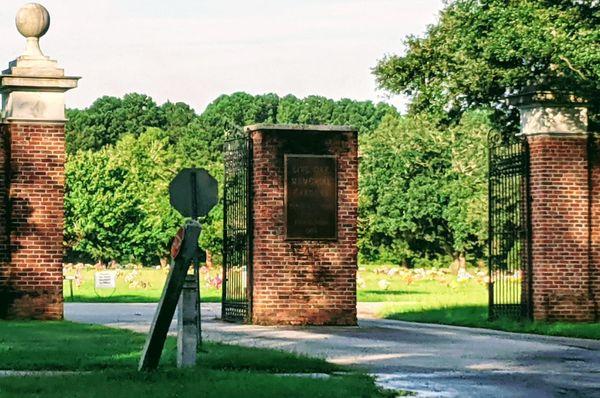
[285,154,337,240]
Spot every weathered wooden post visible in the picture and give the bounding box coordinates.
[139,168,217,371]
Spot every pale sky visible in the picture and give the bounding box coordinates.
[0,0,444,113]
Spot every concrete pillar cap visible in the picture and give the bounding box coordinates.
[508,86,589,110]
[507,85,589,137]
[0,3,79,123]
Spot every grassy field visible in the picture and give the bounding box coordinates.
[0,321,394,398]
[358,264,600,340]
[63,263,600,340]
[63,265,221,303]
[357,264,486,306]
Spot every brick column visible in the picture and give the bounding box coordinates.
[247,124,358,326]
[590,141,600,320]
[0,4,79,319]
[510,88,598,322]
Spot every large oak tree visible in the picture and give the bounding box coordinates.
[375,0,599,130]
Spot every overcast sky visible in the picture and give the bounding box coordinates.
[0,0,443,113]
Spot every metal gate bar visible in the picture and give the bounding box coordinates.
[222,132,252,322]
[488,132,532,320]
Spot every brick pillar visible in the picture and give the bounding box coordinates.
[0,126,9,295]
[590,140,600,320]
[0,4,79,319]
[510,88,598,322]
[247,124,358,326]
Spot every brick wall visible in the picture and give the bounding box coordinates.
[250,128,358,325]
[528,135,598,321]
[0,125,9,296]
[0,122,65,320]
[589,138,600,321]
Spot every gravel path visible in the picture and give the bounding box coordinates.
[66,303,600,398]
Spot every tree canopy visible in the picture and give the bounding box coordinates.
[361,0,600,267]
[64,92,394,264]
[359,110,489,266]
[62,1,600,268]
[65,128,182,264]
[374,0,599,129]
[66,94,169,153]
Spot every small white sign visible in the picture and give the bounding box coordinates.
[95,271,116,289]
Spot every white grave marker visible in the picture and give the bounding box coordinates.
[95,271,116,289]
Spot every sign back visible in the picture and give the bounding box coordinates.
[169,168,218,218]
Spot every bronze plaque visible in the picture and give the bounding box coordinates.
[285,154,337,240]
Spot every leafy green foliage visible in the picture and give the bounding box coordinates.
[277,95,395,135]
[60,2,600,268]
[65,92,393,265]
[65,128,182,264]
[359,110,490,264]
[66,93,168,153]
[161,101,198,130]
[374,0,600,129]
[367,0,599,266]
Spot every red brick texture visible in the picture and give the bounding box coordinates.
[0,126,8,283]
[250,129,358,325]
[589,137,600,322]
[528,135,599,322]
[0,122,65,320]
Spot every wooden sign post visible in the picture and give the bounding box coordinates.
[138,168,217,371]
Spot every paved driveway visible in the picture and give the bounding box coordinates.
[66,303,600,398]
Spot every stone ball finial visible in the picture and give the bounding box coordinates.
[15,3,50,58]
[16,3,50,38]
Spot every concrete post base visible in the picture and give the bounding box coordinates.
[177,275,198,368]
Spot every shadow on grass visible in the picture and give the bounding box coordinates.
[386,305,487,325]
[0,323,391,398]
[0,369,390,398]
[385,305,600,340]
[0,321,338,373]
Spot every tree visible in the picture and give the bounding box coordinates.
[277,95,396,135]
[66,93,167,153]
[359,110,490,266]
[161,101,198,130]
[366,0,600,267]
[374,0,600,130]
[63,92,396,265]
[194,92,279,163]
[65,128,182,264]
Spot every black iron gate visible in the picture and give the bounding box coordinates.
[488,131,532,320]
[222,132,252,322]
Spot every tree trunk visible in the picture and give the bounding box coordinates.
[450,253,467,274]
[206,251,213,268]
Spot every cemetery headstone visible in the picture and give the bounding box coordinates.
[94,270,117,298]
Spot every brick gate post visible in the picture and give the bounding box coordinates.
[510,86,598,322]
[246,124,358,326]
[0,4,79,319]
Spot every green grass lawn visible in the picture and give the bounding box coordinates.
[0,321,394,398]
[63,263,600,340]
[63,266,221,303]
[358,264,600,340]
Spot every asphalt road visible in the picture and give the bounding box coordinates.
[66,303,600,398]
